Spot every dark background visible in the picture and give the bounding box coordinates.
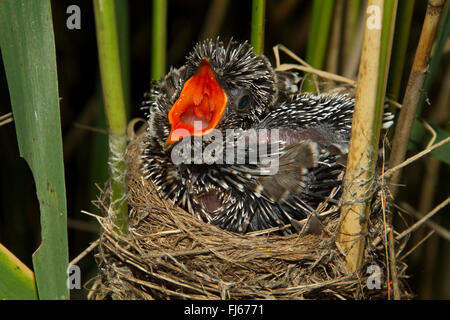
[0,0,448,299]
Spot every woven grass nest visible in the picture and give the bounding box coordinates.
[88,124,412,300]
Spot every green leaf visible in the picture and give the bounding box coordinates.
[0,0,69,299]
[0,243,38,300]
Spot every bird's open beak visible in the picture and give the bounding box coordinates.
[165,58,227,147]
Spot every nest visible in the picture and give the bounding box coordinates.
[88,127,412,300]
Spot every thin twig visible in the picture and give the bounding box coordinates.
[0,112,12,121]
[401,202,450,241]
[67,217,99,233]
[0,112,13,126]
[73,123,108,135]
[86,277,101,300]
[386,98,402,109]
[0,112,13,122]
[69,239,100,266]
[398,230,435,260]
[273,44,406,113]
[384,136,450,178]
[397,197,450,240]
[276,63,357,86]
[273,44,312,68]
[420,118,437,149]
[126,117,147,140]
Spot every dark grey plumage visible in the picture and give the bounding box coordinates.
[141,39,358,234]
[202,93,354,233]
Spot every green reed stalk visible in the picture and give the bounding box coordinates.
[93,0,128,235]
[387,0,415,102]
[303,0,335,92]
[152,0,167,80]
[251,0,266,55]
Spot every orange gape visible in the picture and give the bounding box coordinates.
[166,58,228,145]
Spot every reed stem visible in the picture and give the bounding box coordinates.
[152,0,167,80]
[387,0,415,102]
[303,0,335,92]
[338,0,397,274]
[388,0,446,197]
[93,0,129,235]
[251,0,265,55]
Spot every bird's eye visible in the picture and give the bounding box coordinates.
[238,95,251,109]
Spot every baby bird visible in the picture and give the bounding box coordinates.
[142,38,361,234]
